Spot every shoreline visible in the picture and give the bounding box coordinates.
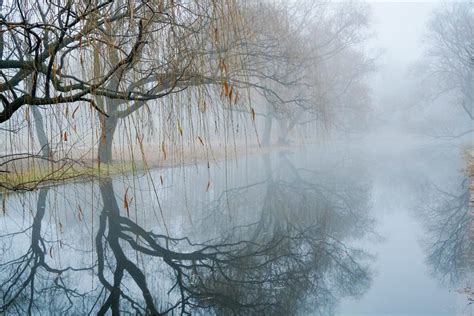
[0,142,304,193]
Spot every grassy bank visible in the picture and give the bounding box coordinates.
[0,143,291,192]
[0,160,142,192]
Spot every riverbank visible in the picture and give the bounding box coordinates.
[0,141,299,192]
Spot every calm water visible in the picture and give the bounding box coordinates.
[0,129,472,315]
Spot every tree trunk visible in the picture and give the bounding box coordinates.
[278,110,304,145]
[278,120,290,145]
[262,113,273,146]
[31,106,52,158]
[462,72,474,120]
[98,115,118,164]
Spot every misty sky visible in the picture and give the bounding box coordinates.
[370,1,440,63]
[365,1,459,126]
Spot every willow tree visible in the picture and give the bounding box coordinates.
[89,1,247,163]
[0,0,247,163]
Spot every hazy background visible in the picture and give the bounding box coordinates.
[368,1,471,142]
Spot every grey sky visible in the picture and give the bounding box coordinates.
[369,1,441,64]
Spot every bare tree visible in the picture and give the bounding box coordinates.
[418,178,471,285]
[238,1,373,146]
[0,0,247,162]
[421,2,474,121]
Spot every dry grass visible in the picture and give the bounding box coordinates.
[0,142,290,192]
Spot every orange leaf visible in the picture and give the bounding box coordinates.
[223,81,230,97]
[124,188,130,217]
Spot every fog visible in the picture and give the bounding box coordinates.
[369,1,472,140]
[0,1,472,315]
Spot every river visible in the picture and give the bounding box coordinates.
[0,127,471,315]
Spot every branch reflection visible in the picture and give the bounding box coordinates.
[0,151,374,315]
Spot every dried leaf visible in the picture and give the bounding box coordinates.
[178,121,183,137]
[124,187,130,217]
[219,59,227,74]
[162,141,167,160]
[78,205,83,222]
[228,86,233,102]
[52,63,57,78]
[197,136,204,146]
[72,105,80,119]
[223,81,230,97]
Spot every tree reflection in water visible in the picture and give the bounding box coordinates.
[0,187,96,314]
[417,177,473,305]
[0,151,374,315]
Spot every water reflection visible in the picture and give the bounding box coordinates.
[417,177,473,304]
[0,187,96,314]
[0,150,374,314]
[191,152,374,315]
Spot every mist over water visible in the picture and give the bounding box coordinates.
[1,131,470,314]
[0,0,473,315]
